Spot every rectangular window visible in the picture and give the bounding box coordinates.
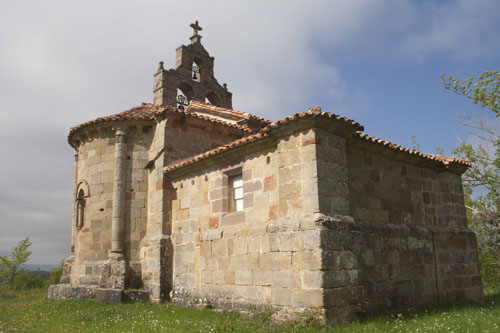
[229,174,243,212]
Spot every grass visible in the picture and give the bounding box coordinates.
[0,288,500,332]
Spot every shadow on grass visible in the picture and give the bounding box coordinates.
[345,287,500,327]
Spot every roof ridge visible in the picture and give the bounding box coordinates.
[164,107,364,173]
[164,107,469,174]
[153,106,254,132]
[67,103,257,147]
[187,100,271,124]
[355,132,470,166]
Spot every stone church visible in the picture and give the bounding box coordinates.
[49,22,483,321]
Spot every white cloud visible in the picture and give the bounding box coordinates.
[399,0,500,60]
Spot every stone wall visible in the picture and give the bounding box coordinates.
[62,114,247,296]
[316,132,483,317]
[60,114,482,320]
[141,115,248,301]
[164,120,482,321]
[141,117,171,301]
[70,128,116,286]
[167,125,327,314]
[67,124,153,288]
[123,125,153,287]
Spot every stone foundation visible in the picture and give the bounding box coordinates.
[165,212,482,322]
[48,284,96,300]
[48,284,149,304]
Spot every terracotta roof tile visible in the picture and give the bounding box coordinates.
[164,131,266,173]
[164,106,364,173]
[355,133,470,166]
[164,106,469,174]
[68,104,158,138]
[69,103,469,171]
[153,105,254,133]
[68,103,255,146]
[259,106,363,133]
[187,101,270,124]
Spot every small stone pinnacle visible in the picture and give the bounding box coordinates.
[308,105,322,115]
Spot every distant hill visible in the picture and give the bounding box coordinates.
[23,264,58,272]
[32,270,51,279]
[0,265,54,283]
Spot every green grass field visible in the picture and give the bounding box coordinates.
[1,288,500,332]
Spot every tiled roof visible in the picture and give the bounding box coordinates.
[355,133,470,167]
[164,106,364,173]
[187,101,270,124]
[68,103,256,145]
[164,131,266,173]
[164,106,469,174]
[152,105,255,133]
[259,106,363,133]
[68,103,469,171]
[68,104,159,139]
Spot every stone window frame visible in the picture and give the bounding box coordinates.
[76,190,85,229]
[75,180,90,230]
[228,173,243,212]
[220,165,246,225]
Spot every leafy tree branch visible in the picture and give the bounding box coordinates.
[0,238,32,287]
[442,70,500,115]
[443,70,500,288]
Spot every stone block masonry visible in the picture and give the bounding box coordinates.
[168,128,326,312]
[52,110,482,322]
[164,117,482,322]
[51,25,482,322]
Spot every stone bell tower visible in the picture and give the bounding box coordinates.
[153,21,233,109]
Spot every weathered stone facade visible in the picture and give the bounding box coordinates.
[49,23,483,322]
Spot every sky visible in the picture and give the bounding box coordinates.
[1,0,499,265]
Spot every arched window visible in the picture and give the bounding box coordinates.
[76,189,85,229]
[177,83,194,109]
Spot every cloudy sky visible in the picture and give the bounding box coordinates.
[1,0,499,265]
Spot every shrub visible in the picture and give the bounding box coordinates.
[10,270,45,290]
[45,261,64,287]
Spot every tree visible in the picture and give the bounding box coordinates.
[442,70,500,288]
[442,70,500,115]
[0,238,32,287]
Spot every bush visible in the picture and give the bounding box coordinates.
[479,252,500,290]
[468,214,500,290]
[10,270,45,290]
[45,261,64,287]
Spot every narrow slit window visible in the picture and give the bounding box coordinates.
[76,189,85,228]
[229,174,243,212]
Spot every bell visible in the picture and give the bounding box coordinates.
[192,63,199,81]
[177,95,186,109]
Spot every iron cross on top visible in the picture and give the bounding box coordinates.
[190,21,202,36]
